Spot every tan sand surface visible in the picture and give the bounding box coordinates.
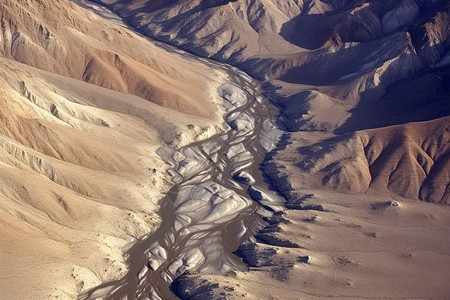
[201,190,450,299]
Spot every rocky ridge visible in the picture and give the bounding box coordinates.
[93,0,450,203]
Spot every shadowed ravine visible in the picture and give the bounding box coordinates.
[71,1,285,299]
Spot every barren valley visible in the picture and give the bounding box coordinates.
[0,0,449,299]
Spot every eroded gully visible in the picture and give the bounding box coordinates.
[72,1,285,299]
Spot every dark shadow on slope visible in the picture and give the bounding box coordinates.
[277,0,449,86]
[336,64,450,133]
[91,0,237,19]
[279,0,381,50]
[407,1,450,65]
[170,273,231,300]
[268,39,449,133]
[200,0,238,9]
[279,0,449,51]
[280,13,340,50]
[277,32,413,86]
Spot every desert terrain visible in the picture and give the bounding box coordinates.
[0,0,232,298]
[0,0,449,299]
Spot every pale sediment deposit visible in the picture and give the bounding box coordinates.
[80,61,284,300]
[85,1,450,299]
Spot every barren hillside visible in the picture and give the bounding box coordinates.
[0,0,230,298]
[85,1,450,299]
[0,0,222,116]
[273,116,449,203]
[1,0,449,299]
[93,0,450,202]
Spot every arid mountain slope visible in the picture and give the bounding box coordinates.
[86,0,305,62]
[90,0,449,67]
[0,0,449,299]
[274,116,449,204]
[0,0,221,116]
[176,190,450,299]
[0,0,230,299]
[47,1,449,299]
[97,0,450,203]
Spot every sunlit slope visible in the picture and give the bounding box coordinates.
[85,0,305,61]
[274,117,449,204]
[0,0,230,298]
[0,0,222,116]
[0,54,227,299]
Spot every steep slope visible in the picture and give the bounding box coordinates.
[90,0,450,160]
[0,0,230,299]
[85,0,305,62]
[83,1,450,298]
[0,0,221,116]
[1,0,449,299]
[83,0,450,299]
[274,116,449,204]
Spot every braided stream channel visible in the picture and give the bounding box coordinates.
[72,1,285,299]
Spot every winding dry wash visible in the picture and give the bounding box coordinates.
[70,2,283,299]
[1,0,450,299]
[80,67,282,300]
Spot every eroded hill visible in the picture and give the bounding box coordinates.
[0,0,230,298]
[87,1,450,299]
[95,0,450,203]
[0,0,221,116]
